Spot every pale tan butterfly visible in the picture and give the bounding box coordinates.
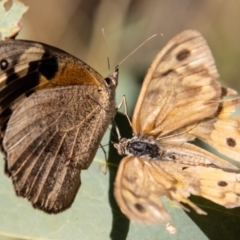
[113,29,240,224]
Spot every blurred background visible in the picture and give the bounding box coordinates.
[1,0,240,239]
[17,0,240,117]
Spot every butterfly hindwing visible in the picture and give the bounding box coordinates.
[115,154,240,225]
[188,97,240,162]
[0,39,118,213]
[114,156,172,224]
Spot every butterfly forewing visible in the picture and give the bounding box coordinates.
[0,40,109,134]
[0,39,118,213]
[132,30,221,137]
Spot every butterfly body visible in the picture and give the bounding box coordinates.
[114,30,240,225]
[0,39,118,213]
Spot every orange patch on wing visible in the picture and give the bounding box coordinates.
[36,63,100,90]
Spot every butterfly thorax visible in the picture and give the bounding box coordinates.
[115,137,163,160]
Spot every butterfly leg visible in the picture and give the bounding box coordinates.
[116,95,132,128]
[111,118,122,140]
[99,143,109,174]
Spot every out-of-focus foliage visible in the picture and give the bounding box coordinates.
[18,0,240,108]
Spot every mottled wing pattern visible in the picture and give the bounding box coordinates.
[3,85,111,212]
[114,30,240,225]
[186,97,240,162]
[0,39,117,213]
[132,30,229,137]
[115,156,240,224]
[0,40,104,137]
[114,156,172,224]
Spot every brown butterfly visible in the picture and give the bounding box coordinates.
[113,29,240,225]
[0,39,118,213]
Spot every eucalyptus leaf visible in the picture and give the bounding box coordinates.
[0,0,28,39]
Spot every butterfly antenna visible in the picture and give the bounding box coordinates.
[118,33,163,67]
[102,28,111,75]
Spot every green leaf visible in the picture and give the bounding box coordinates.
[0,0,28,39]
[0,114,207,240]
[186,196,240,240]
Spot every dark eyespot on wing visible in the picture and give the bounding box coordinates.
[135,203,146,212]
[176,49,190,61]
[226,137,236,147]
[0,59,9,70]
[218,181,228,187]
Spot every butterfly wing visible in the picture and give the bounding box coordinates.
[114,30,240,224]
[131,30,234,137]
[0,39,109,135]
[114,156,172,224]
[186,97,240,162]
[0,40,117,213]
[114,156,240,224]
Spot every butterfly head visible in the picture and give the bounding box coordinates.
[105,67,119,88]
[113,137,128,156]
